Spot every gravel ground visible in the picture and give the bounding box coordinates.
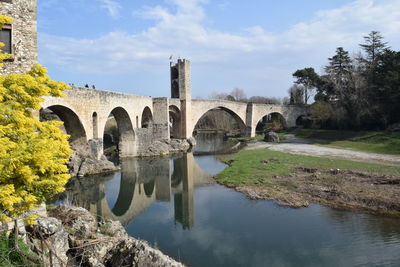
[245,134,400,166]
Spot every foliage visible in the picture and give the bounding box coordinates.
[288,84,304,104]
[307,101,334,128]
[292,31,400,130]
[248,96,281,104]
[0,14,72,223]
[359,31,387,66]
[292,67,319,104]
[0,232,38,267]
[230,88,247,101]
[256,113,286,133]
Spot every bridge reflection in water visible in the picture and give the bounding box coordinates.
[59,153,214,228]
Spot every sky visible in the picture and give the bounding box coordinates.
[38,0,400,99]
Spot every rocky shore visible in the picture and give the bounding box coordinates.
[2,205,184,267]
[70,138,196,177]
[137,138,196,157]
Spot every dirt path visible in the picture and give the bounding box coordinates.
[244,134,400,166]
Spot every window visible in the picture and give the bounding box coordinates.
[0,25,12,54]
[0,0,13,3]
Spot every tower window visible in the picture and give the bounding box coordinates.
[0,1,13,4]
[0,25,12,54]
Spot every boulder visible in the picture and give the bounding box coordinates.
[169,139,191,153]
[264,131,280,142]
[78,156,119,177]
[48,205,184,267]
[27,216,69,267]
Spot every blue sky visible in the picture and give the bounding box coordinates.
[38,0,400,99]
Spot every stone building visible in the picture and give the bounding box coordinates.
[0,0,37,74]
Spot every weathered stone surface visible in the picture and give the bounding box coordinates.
[170,138,191,152]
[47,205,184,267]
[0,0,37,75]
[264,131,280,142]
[187,137,197,148]
[137,138,193,157]
[33,217,62,237]
[48,205,97,238]
[106,238,185,267]
[69,148,119,177]
[78,156,118,177]
[27,216,69,267]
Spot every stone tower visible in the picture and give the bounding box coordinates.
[170,59,192,139]
[0,0,37,75]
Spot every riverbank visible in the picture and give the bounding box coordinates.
[215,149,400,217]
[295,129,400,155]
[0,205,184,267]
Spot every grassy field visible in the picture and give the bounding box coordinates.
[216,149,400,185]
[215,149,400,215]
[296,129,400,155]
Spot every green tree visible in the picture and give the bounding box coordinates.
[292,67,319,104]
[308,101,334,129]
[374,49,400,125]
[0,16,72,224]
[325,47,353,101]
[359,31,387,66]
[288,84,304,105]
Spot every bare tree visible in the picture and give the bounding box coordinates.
[230,88,247,101]
[288,84,305,104]
[209,92,229,100]
[249,96,281,104]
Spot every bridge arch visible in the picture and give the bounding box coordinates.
[111,174,137,217]
[296,115,305,126]
[141,106,153,129]
[40,105,87,146]
[169,105,181,138]
[255,112,287,134]
[104,107,136,157]
[144,180,155,197]
[192,106,247,136]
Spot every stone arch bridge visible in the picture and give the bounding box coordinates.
[39,60,307,158]
[40,86,307,158]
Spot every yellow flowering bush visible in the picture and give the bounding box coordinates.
[0,15,72,224]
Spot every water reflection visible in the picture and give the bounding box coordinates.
[60,153,211,228]
[59,152,400,267]
[194,132,241,155]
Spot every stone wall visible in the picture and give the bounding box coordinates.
[0,0,37,74]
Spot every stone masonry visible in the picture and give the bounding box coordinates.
[0,0,37,74]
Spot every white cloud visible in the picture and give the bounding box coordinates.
[39,0,400,97]
[98,0,122,19]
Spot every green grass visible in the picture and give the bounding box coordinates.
[216,149,400,185]
[296,129,400,155]
[0,233,36,267]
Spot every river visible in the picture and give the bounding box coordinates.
[59,133,400,267]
